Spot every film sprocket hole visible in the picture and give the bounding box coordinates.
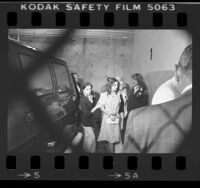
[0,1,198,181]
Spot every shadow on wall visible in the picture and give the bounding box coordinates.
[143,70,174,105]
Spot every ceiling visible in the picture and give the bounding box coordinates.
[8,29,135,39]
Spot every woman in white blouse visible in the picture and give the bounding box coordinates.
[92,78,122,153]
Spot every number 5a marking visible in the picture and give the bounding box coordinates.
[124,172,139,180]
[34,172,40,179]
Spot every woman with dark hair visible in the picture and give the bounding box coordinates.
[127,73,149,112]
[94,78,122,153]
[79,82,97,153]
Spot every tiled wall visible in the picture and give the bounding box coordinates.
[11,30,192,100]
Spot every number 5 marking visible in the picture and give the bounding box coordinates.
[34,172,40,179]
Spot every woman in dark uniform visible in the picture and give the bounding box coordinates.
[64,82,98,153]
[79,82,98,153]
[127,73,149,112]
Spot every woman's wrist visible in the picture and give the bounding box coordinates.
[109,113,114,117]
[116,114,120,118]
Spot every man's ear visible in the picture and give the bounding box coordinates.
[175,64,182,82]
[175,70,180,82]
[175,74,179,82]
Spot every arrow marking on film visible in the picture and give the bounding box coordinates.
[17,172,31,179]
[108,173,122,179]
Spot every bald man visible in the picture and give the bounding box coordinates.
[122,44,192,153]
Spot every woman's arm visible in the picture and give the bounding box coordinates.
[91,92,106,113]
[91,105,100,113]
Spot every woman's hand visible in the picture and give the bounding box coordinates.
[116,113,121,119]
[109,114,116,121]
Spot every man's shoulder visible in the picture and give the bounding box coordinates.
[133,92,192,124]
[124,88,192,153]
[127,105,154,127]
[129,104,157,120]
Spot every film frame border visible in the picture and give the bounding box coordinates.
[0,2,199,181]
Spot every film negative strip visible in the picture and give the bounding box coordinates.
[0,1,199,181]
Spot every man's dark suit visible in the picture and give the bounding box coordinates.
[122,89,192,153]
[74,82,82,101]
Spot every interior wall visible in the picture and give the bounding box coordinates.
[131,30,192,74]
[131,30,192,101]
[9,29,192,97]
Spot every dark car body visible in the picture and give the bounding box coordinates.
[8,39,80,153]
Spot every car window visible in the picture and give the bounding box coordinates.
[19,53,53,96]
[53,63,71,93]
